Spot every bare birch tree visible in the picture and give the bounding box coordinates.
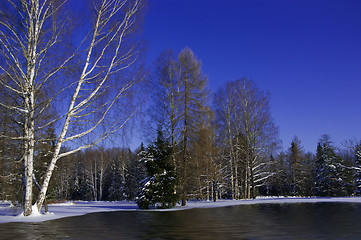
[234,78,279,198]
[214,81,239,199]
[214,79,279,199]
[0,0,144,216]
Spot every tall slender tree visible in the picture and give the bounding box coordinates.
[150,48,209,205]
[177,47,209,205]
[287,136,304,195]
[150,49,181,168]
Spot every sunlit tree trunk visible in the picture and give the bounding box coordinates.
[22,0,41,216]
[36,0,143,212]
[23,109,35,216]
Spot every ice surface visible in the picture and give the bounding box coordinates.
[1,197,361,223]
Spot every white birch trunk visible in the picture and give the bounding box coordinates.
[227,114,235,200]
[99,152,105,201]
[206,166,210,201]
[94,159,98,201]
[23,109,35,216]
[36,0,142,212]
[23,0,40,215]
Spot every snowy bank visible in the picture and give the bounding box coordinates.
[1,197,361,223]
[173,196,361,211]
[0,201,138,224]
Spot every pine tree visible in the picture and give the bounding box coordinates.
[314,135,352,196]
[287,136,312,196]
[125,148,146,200]
[353,143,361,195]
[137,128,179,209]
[265,152,291,196]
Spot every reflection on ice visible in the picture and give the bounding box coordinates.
[1,202,361,240]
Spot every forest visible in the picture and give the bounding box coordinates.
[1,46,361,209]
[0,0,360,213]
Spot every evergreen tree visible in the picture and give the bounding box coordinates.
[125,147,146,200]
[314,135,352,196]
[289,137,302,195]
[287,136,313,196]
[353,143,361,195]
[303,152,317,196]
[265,152,292,196]
[137,128,179,209]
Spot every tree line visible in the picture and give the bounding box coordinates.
[2,45,360,210]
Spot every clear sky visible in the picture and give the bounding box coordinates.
[141,0,361,153]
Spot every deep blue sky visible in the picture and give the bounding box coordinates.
[141,0,361,153]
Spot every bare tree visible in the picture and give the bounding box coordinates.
[150,48,209,206]
[177,47,209,205]
[191,119,219,202]
[214,81,239,199]
[0,0,144,216]
[214,79,279,199]
[150,49,181,167]
[235,79,279,198]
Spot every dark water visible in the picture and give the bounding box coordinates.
[1,203,361,240]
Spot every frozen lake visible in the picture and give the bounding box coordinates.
[1,202,361,239]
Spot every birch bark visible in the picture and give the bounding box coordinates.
[23,0,40,216]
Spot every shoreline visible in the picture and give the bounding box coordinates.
[1,196,361,224]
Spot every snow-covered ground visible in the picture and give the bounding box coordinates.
[0,201,138,224]
[1,197,361,224]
